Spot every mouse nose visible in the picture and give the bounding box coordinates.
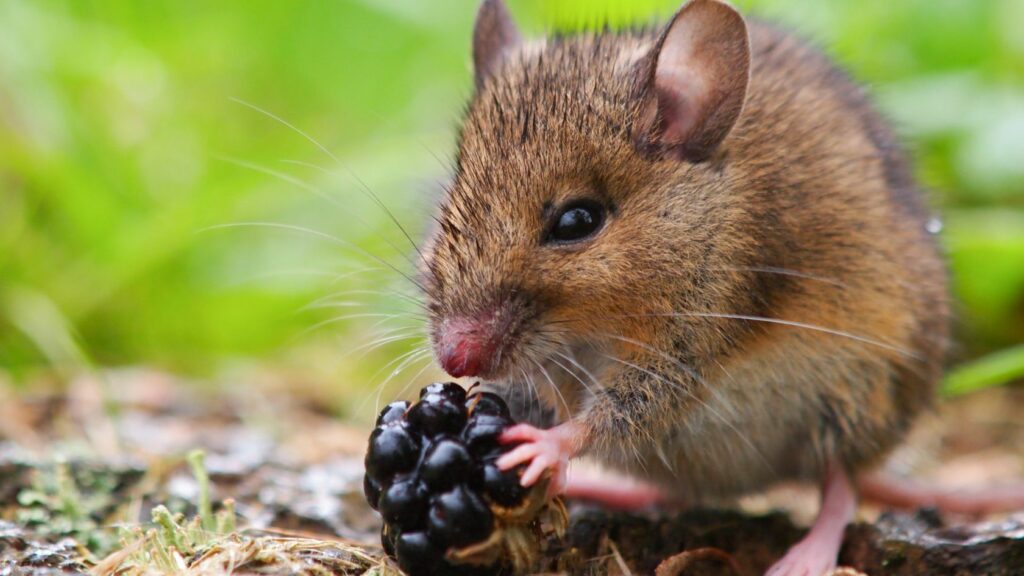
[437,316,500,378]
[440,338,490,378]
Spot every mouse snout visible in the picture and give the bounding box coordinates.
[439,334,490,377]
[436,312,512,378]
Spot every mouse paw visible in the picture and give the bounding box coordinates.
[496,422,578,497]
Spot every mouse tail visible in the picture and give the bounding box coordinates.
[857,473,1024,515]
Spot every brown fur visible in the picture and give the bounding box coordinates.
[422,4,949,502]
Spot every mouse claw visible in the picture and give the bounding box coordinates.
[497,422,578,496]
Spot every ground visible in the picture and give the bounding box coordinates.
[1,369,1022,575]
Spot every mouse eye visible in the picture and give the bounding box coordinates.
[547,200,605,243]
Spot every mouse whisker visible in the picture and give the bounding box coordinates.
[284,312,416,350]
[323,266,388,285]
[594,330,777,471]
[589,354,661,472]
[526,365,544,425]
[404,353,436,390]
[279,158,427,266]
[216,156,419,270]
[546,354,586,399]
[301,300,368,311]
[609,312,922,361]
[296,267,412,316]
[297,291,428,328]
[233,266,381,286]
[202,221,426,293]
[297,313,421,340]
[328,307,427,324]
[381,352,435,410]
[552,350,602,398]
[369,345,431,386]
[375,348,434,397]
[306,287,430,314]
[600,351,776,478]
[362,314,425,337]
[229,97,425,264]
[540,317,587,327]
[360,346,432,414]
[531,357,571,421]
[695,312,922,361]
[707,265,850,288]
[341,329,426,360]
[515,366,539,425]
[302,302,427,321]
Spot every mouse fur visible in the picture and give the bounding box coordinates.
[422,0,950,502]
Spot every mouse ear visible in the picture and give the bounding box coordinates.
[636,0,751,162]
[472,0,521,87]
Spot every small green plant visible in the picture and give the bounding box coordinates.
[186,449,220,533]
[128,500,238,572]
[106,450,237,572]
[15,461,121,555]
[93,449,390,576]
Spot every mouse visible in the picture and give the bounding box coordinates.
[416,0,1019,574]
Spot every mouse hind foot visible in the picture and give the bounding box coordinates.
[766,463,856,576]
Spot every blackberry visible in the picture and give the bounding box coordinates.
[465,392,511,419]
[421,382,468,403]
[364,475,383,510]
[377,400,410,427]
[396,531,441,571]
[363,383,566,576]
[408,392,467,436]
[462,413,513,454]
[482,462,529,508]
[365,423,420,480]
[421,438,474,491]
[380,478,429,529]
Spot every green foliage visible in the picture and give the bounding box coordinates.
[944,344,1024,396]
[0,1,1021,389]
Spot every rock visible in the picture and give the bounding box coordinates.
[0,522,87,575]
[840,510,1024,576]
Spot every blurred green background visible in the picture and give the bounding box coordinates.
[1,0,1022,408]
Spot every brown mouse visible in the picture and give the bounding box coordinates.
[416,0,1014,573]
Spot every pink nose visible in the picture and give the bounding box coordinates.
[437,317,498,378]
[440,339,489,378]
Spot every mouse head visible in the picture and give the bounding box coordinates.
[423,0,752,391]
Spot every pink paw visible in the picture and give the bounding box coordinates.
[764,539,838,576]
[496,423,577,497]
